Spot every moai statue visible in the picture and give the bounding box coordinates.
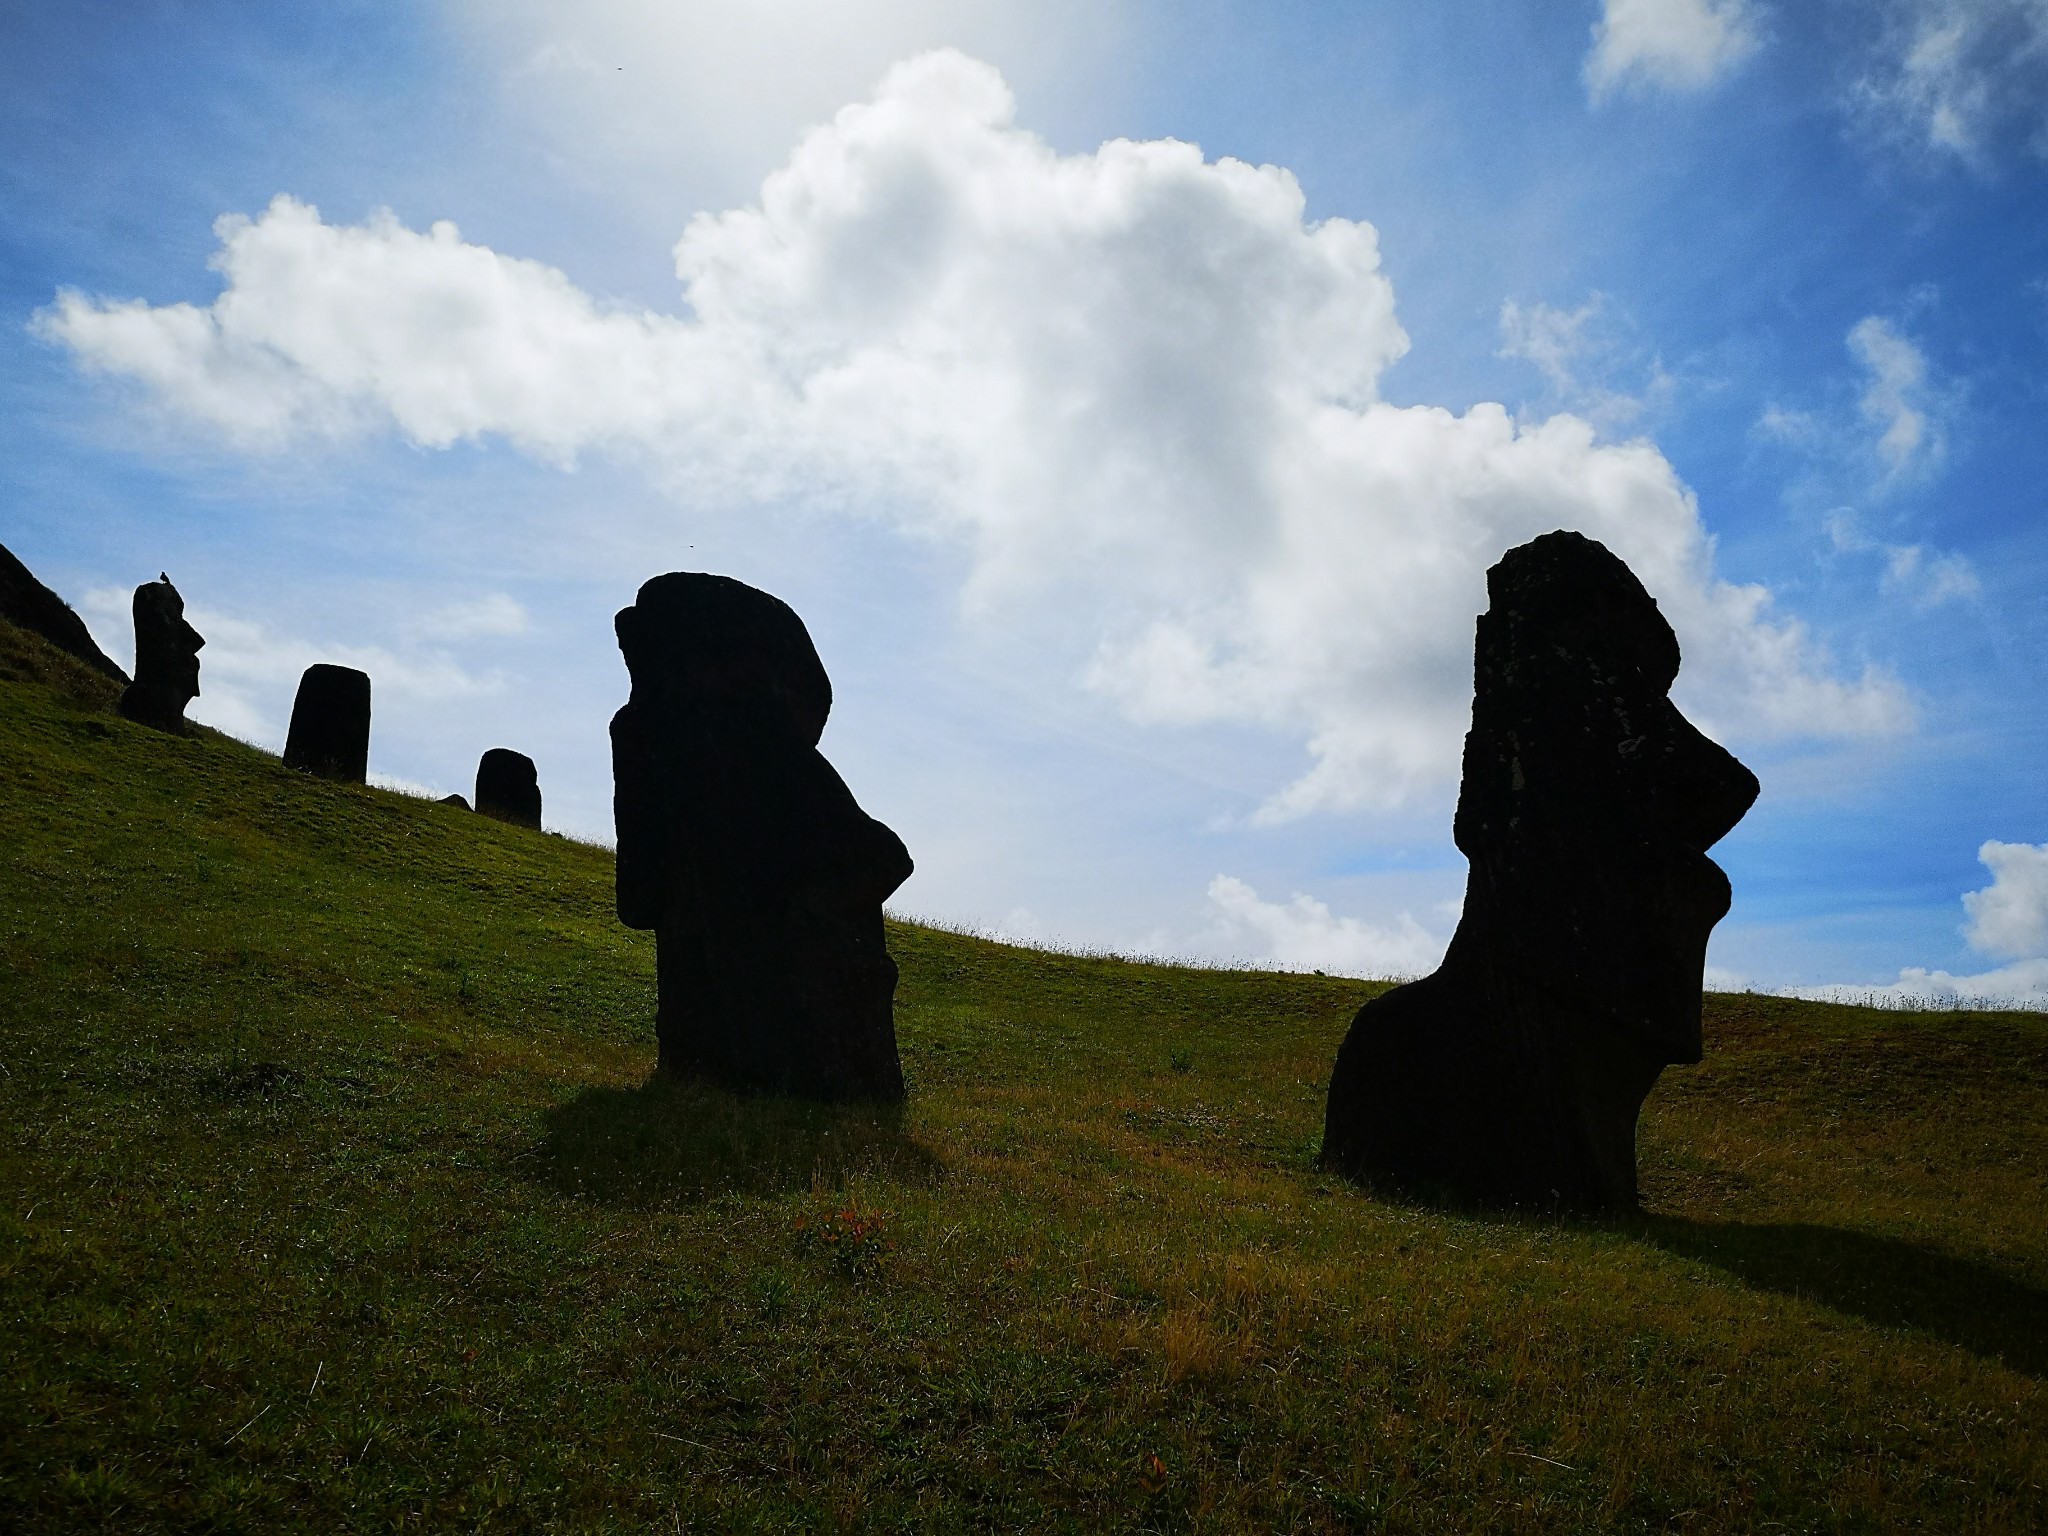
[117,574,203,732]
[1322,531,1760,1210]
[283,664,371,782]
[475,748,541,829]
[611,573,913,1101]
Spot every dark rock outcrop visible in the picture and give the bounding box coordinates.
[1322,530,1760,1210]
[117,574,203,732]
[0,543,128,683]
[475,748,541,828]
[440,793,471,809]
[283,664,370,782]
[612,572,912,1101]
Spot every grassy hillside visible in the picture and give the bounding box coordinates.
[2,624,2043,1532]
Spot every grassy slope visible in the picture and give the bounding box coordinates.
[1,627,2043,1533]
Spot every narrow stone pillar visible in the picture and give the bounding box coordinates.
[475,748,541,828]
[283,664,371,782]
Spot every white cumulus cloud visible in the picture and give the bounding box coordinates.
[39,49,1906,817]
[1791,838,2048,1007]
[1206,875,1445,979]
[1585,0,1762,99]
[1963,839,2048,959]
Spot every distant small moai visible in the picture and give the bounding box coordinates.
[117,573,203,732]
[611,572,913,1101]
[283,664,370,782]
[1321,531,1760,1210]
[475,748,541,828]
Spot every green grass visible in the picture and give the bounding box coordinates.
[1,619,2043,1532]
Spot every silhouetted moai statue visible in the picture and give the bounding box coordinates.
[612,573,913,1101]
[1322,531,1760,1210]
[283,664,371,782]
[475,748,541,829]
[117,574,203,732]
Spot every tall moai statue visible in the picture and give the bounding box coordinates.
[117,574,203,732]
[611,573,913,1101]
[283,664,371,782]
[1322,531,1760,1210]
[475,748,541,829]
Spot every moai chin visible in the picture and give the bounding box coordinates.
[611,572,912,1101]
[1321,530,1760,1210]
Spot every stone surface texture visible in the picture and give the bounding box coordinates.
[475,748,542,828]
[1322,531,1760,1210]
[612,572,912,1101]
[117,575,203,733]
[0,543,127,683]
[283,664,371,782]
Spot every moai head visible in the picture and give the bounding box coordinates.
[616,573,831,741]
[1449,530,1760,1065]
[475,748,542,829]
[118,573,204,732]
[610,572,840,931]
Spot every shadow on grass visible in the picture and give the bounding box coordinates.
[1638,1217,2048,1377]
[533,1073,944,1208]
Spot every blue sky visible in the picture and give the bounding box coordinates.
[6,0,2047,996]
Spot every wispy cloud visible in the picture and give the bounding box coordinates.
[1758,312,1969,605]
[1847,0,2048,167]
[1823,507,1978,608]
[410,592,530,641]
[1756,316,1944,470]
[1585,0,1762,100]
[1848,315,1944,478]
[1497,292,1674,433]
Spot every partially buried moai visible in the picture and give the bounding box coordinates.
[118,573,204,732]
[283,664,371,782]
[611,573,912,1101]
[475,748,541,829]
[1322,530,1759,1210]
